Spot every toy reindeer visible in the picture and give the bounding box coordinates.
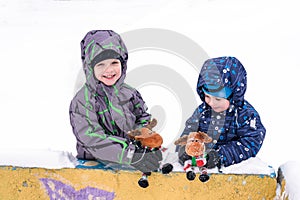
[128,118,173,188]
[128,118,163,149]
[174,131,212,182]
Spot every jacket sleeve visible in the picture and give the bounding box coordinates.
[131,90,151,128]
[217,106,266,167]
[69,87,135,165]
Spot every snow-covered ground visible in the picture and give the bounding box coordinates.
[1,0,300,199]
[0,147,276,176]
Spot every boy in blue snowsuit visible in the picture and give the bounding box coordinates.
[179,56,266,169]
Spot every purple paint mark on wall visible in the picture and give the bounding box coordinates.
[40,178,115,200]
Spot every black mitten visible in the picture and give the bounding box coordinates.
[205,149,221,169]
[130,144,162,173]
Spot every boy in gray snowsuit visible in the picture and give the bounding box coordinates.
[69,30,162,172]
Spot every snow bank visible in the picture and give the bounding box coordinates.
[277,160,300,200]
[0,148,77,169]
[0,149,275,177]
[164,152,276,176]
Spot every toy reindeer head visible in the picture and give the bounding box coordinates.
[127,118,163,148]
[174,131,212,157]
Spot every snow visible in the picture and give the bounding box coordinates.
[1,0,300,199]
[0,148,77,169]
[0,147,276,177]
[278,161,300,200]
[163,152,276,177]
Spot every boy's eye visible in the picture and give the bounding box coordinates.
[112,61,120,65]
[95,63,105,67]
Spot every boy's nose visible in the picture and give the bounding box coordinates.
[103,64,113,71]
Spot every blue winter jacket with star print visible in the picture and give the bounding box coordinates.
[181,56,266,167]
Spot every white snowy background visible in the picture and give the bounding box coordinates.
[0,0,299,199]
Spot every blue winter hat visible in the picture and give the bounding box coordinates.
[202,84,232,99]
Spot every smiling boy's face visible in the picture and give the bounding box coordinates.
[94,58,122,86]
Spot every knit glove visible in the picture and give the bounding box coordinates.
[130,141,162,173]
[205,149,221,169]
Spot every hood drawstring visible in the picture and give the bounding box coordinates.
[235,109,240,128]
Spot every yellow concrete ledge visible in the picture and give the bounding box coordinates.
[0,166,276,200]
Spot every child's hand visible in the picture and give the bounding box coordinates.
[130,146,162,173]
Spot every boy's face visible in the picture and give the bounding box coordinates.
[94,58,122,86]
[204,93,230,113]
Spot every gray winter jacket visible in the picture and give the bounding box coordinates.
[69,30,151,164]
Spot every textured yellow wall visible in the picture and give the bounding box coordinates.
[0,166,276,200]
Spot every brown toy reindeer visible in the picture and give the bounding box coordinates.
[128,118,172,188]
[127,118,163,148]
[174,131,212,182]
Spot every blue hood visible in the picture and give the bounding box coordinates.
[197,56,247,107]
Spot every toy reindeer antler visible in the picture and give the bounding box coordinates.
[197,131,213,143]
[145,118,157,130]
[174,135,188,146]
